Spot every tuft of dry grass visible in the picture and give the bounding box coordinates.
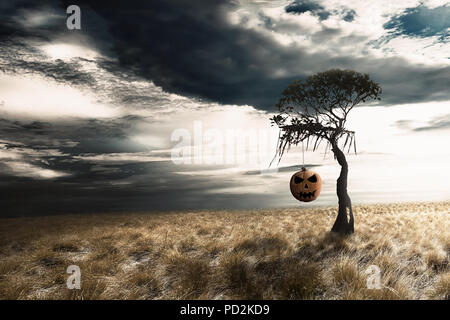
[164,251,210,299]
[0,201,448,300]
[428,273,450,300]
[277,262,324,299]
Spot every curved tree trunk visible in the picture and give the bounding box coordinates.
[331,142,354,235]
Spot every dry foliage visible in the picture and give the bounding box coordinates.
[0,202,448,300]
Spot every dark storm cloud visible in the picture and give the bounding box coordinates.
[340,8,356,22]
[284,1,356,22]
[285,0,330,21]
[384,4,449,42]
[0,1,113,90]
[0,159,284,217]
[0,38,97,88]
[3,56,96,87]
[69,1,450,108]
[0,116,150,155]
[364,59,450,105]
[1,0,450,110]
[66,0,300,109]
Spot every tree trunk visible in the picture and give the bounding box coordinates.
[330,142,354,235]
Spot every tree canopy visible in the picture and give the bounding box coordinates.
[270,69,382,159]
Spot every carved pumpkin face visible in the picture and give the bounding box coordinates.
[290,169,322,202]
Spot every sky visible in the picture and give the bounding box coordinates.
[0,0,449,217]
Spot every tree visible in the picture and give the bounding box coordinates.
[270,69,382,235]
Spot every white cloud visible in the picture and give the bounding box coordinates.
[239,0,450,66]
[40,43,99,61]
[0,74,120,119]
[0,142,70,179]
[4,161,68,179]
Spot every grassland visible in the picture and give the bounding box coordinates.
[0,202,448,300]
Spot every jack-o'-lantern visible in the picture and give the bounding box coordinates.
[290,167,322,202]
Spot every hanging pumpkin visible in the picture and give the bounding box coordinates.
[290,167,322,202]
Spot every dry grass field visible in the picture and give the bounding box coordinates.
[0,202,448,300]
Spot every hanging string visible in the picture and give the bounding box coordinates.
[301,139,305,169]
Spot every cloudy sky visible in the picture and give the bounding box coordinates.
[0,0,449,216]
